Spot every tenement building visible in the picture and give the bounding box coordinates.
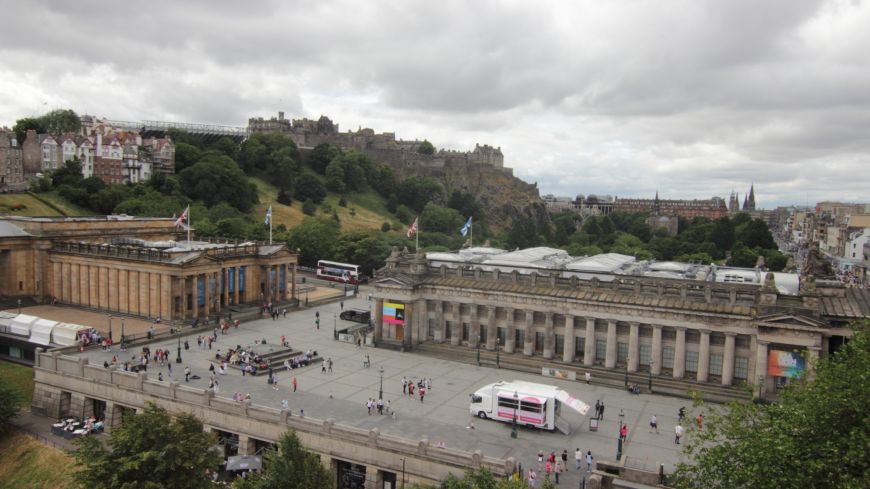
[0,216,296,319]
[372,247,868,399]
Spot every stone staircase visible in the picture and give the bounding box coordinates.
[414,342,752,403]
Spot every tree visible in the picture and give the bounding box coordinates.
[417,139,435,155]
[51,158,84,187]
[427,467,528,489]
[309,143,342,174]
[324,160,346,193]
[233,430,333,489]
[72,402,220,489]
[294,174,326,204]
[421,203,465,234]
[178,153,258,212]
[12,116,45,143]
[672,324,870,489]
[0,376,22,430]
[277,187,292,206]
[286,217,341,266]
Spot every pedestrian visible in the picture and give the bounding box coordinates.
[419,386,425,403]
[678,406,686,421]
[574,448,583,470]
[599,402,605,421]
[585,371,591,384]
[619,423,628,442]
[561,449,568,466]
[586,451,594,472]
[283,308,287,318]
[555,459,563,484]
[327,358,333,373]
[167,363,172,376]
[321,362,326,374]
[650,414,659,433]
[272,376,279,390]
[696,414,703,431]
[595,400,601,419]
[213,379,219,393]
[377,398,384,415]
[281,399,289,410]
[292,377,297,392]
[402,376,408,394]
[340,301,344,311]
[315,318,320,330]
[528,468,537,488]
[675,424,684,444]
[538,450,544,464]
[184,365,191,382]
[366,398,373,415]
[545,460,551,479]
[158,372,164,381]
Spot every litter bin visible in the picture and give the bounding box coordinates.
[589,418,599,432]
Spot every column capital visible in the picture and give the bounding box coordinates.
[628,321,640,327]
[723,331,738,337]
[652,324,663,330]
[699,329,712,335]
[675,326,687,332]
[757,339,770,346]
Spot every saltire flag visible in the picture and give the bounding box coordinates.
[174,206,189,229]
[460,216,472,237]
[406,217,418,239]
[264,205,272,225]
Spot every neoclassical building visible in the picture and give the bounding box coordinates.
[372,247,867,398]
[0,216,297,320]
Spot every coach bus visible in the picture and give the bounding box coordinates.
[316,260,364,284]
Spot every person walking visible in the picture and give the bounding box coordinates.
[696,414,704,431]
[650,414,659,433]
[619,423,628,442]
[184,365,191,382]
[528,468,537,488]
[419,386,425,403]
[594,400,601,419]
[555,459,563,484]
[585,371,591,384]
[327,358,333,373]
[574,448,583,470]
[586,451,594,472]
[675,424,684,444]
[291,377,297,392]
[599,402,605,421]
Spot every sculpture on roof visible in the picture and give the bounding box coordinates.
[762,272,776,292]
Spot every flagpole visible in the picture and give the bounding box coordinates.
[269,213,272,245]
[187,206,191,249]
[470,220,473,248]
[416,219,419,252]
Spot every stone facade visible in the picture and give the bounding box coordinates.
[371,248,866,400]
[0,128,26,191]
[31,349,512,487]
[0,217,296,320]
[615,193,729,220]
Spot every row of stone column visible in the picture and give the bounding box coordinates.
[428,302,742,386]
[52,262,173,319]
[262,263,294,304]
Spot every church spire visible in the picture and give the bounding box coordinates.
[747,184,756,211]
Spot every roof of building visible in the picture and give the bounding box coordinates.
[821,288,870,319]
[0,220,31,237]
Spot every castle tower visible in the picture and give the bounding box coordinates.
[742,193,749,211]
[653,191,661,214]
[728,190,739,214]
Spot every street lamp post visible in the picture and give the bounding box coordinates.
[476,330,482,366]
[108,316,113,342]
[624,364,629,388]
[333,313,338,340]
[176,335,183,364]
[510,391,518,438]
[378,366,384,400]
[120,319,126,351]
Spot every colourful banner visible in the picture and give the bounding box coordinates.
[382,302,405,326]
[768,350,806,378]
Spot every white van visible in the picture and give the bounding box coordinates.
[469,380,589,432]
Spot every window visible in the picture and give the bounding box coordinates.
[555,334,564,355]
[639,344,651,366]
[535,332,544,352]
[595,339,607,361]
[520,400,543,414]
[478,325,487,344]
[497,397,518,410]
[617,342,628,363]
[427,318,435,339]
[444,321,451,339]
[462,323,469,341]
[685,351,699,373]
[496,327,505,345]
[734,356,749,379]
[709,353,723,376]
[515,329,524,347]
[575,337,585,356]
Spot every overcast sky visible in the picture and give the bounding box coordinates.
[2,0,868,208]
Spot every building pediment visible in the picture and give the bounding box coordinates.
[176,253,220,268]
[756,313,827,331]
[374,275,412,288]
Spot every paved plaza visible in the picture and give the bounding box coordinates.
[75,288,696,486]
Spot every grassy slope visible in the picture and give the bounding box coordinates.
[0,432,76,489]
[0,361,34,407]
[0,194,65,217]
[251,176,402,233]
[35,191,98,216]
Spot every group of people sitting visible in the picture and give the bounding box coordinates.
[283,352,315,370]
[627,383,642,395]
[52,416,104,437]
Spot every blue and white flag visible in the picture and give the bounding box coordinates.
[460,216,472,237]
[264,205,272,225]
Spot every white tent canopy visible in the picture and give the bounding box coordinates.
[52,323,90,346]
[29,318,58,345]
[0,311,17,333]
[9,314,39,337]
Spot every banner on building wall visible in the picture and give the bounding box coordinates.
[239,266,246,292]
[768,350,806,378]
[228,268,236,293]
[197,279,205,306]
[382,302,405,326]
